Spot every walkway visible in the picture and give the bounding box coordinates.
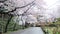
[10,27,44,34]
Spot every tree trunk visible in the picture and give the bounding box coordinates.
[4,15,13,33]
[13,23,16,31]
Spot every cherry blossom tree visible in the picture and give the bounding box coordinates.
[0,0,47,33]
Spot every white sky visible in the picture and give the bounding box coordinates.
[43,0,58,9]
[43,0,60,18]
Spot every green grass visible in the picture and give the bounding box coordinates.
[42,26,60,34]
[3,31,16,34]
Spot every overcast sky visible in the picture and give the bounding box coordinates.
[43,0,60,18]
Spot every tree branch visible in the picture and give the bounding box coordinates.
[0,0,35,16]
[6,0,35,13]
[0,0,7,3]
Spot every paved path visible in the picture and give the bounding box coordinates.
[10,27,44,34]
